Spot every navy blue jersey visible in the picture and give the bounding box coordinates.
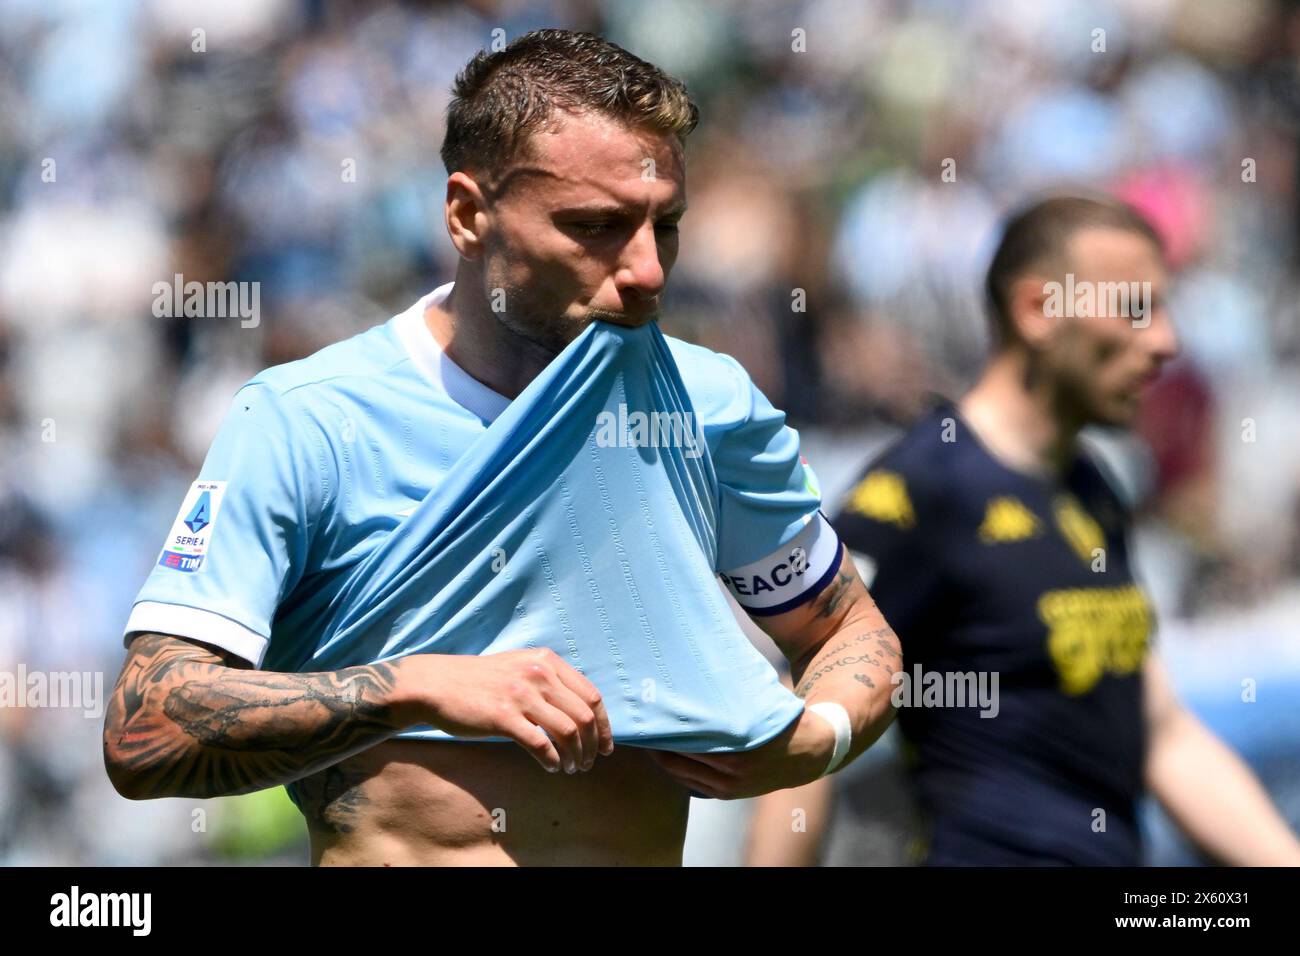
[832,403,1154,865]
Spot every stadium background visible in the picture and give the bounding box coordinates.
[1,0,1298,865]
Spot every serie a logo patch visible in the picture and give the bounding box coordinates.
[157,480,227,573]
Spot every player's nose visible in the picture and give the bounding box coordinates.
[612,221,667,307]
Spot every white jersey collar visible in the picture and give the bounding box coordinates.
[393,282,512,423]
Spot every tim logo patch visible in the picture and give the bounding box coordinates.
[158,480,227,573]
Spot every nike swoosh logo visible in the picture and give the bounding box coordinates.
[396,506,416,517]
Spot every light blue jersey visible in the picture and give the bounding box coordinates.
[126,283,841,758]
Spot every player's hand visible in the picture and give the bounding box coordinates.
[643,708,837,799]
[388,649,614,774]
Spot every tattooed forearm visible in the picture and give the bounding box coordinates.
[757,545,902,774]
[795,629,899,697]
[793,627,900,698]
[795,653,885,697]
[813,626,896,663]
[103,633,406,800]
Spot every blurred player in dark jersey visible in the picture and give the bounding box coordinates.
[748,194,1300,866]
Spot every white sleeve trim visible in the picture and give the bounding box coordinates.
[124,601,269,667]
[718,512,842,616]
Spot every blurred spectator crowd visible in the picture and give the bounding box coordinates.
[1,0,1299,864]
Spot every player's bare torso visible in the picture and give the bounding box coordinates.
[294,738,691,865]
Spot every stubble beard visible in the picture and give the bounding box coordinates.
[494,300,657,356]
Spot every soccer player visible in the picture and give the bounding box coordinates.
[749,194,1300,866]
[103,30,901,866]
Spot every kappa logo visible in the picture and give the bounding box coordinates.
[977,497,1041,543]
[846,470,915,529]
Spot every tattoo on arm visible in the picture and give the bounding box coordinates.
[104,633,403,800]
[811,571,856,620]
[294,763,374,836]
[794,626,899,698]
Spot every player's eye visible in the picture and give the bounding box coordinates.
[570,221,615,237]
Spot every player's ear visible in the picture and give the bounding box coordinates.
[1007,271,1057,350]
[445,171,489,259]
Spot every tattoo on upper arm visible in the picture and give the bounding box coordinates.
[811,571,856,619]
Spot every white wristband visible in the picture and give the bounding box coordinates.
[807,702,852,777]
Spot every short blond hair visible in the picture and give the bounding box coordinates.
[440,29,699,181]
